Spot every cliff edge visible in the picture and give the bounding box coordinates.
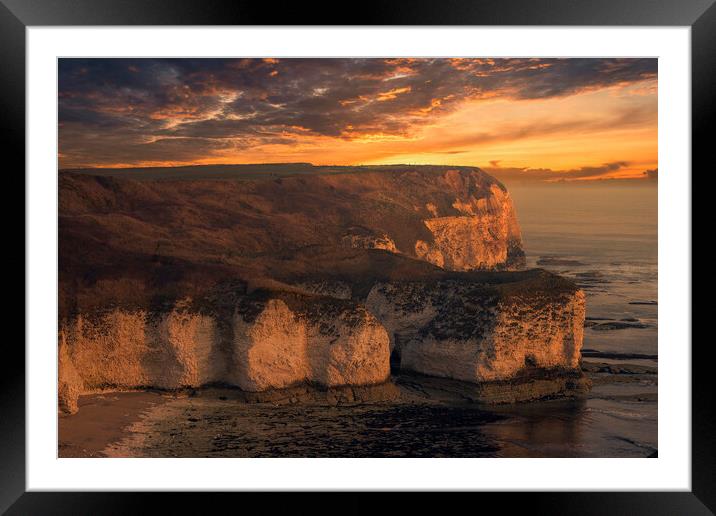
[58,164,585,414]
[59,165,525,285]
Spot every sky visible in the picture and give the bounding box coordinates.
[58,58,658,182]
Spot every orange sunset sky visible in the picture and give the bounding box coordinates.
[58,58,657,182]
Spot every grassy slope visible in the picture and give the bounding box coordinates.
[59,164,574,317]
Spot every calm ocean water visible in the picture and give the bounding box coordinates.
[507,183,658,357]
[487,182,658,457]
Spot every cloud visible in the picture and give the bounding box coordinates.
[643,168,658,181]
[58,58,657,167]
[485,161,632,183]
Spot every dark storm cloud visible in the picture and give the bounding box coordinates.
[58,58,657,167]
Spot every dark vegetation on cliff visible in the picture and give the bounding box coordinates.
[62,162,508,186]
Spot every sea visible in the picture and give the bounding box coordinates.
[507,182,658,358]
[484,181,659,458]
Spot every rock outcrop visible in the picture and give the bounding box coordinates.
[366,281,584,383]
[58,332,84,415]
[58,290,390,413]
[61,308,221,391]
[341,232,398,253]
[57,164,587,414]
[229,294,390,391]
[414,180,524,271]
[365,270,584,383]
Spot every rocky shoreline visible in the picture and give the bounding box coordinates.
[59,357,654,458]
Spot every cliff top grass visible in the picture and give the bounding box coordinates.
[59,163,506,191]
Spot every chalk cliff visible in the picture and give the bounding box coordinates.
[60,308,221,391]
[58,267,585,413]
[59,165,525,277]
[365,276,585,383]
[229,293,390,391]
[58,289,391,412]
[58,164,586,413]
[413,175,524,271]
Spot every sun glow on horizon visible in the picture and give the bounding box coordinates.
[59,58,657,181]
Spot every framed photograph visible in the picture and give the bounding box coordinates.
[7,0,710,512]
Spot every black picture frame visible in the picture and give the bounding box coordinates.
[4,0,710,513]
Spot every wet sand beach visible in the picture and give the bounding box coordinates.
[58,391,171,457]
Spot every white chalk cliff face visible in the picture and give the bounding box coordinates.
[60,275,584,413]
[62,309,221,389]
[415,183,524,271]
[228,297,390,391]
[333,169,526,271]
[365,278,585,383]
[403,292,584,383]
[58,292,391,412]
[58,333,83,415]
[58,307,223,413]
[365,283,437,353]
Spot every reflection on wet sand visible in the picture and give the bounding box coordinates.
[59,368,656,458]
[487,399,589,457]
